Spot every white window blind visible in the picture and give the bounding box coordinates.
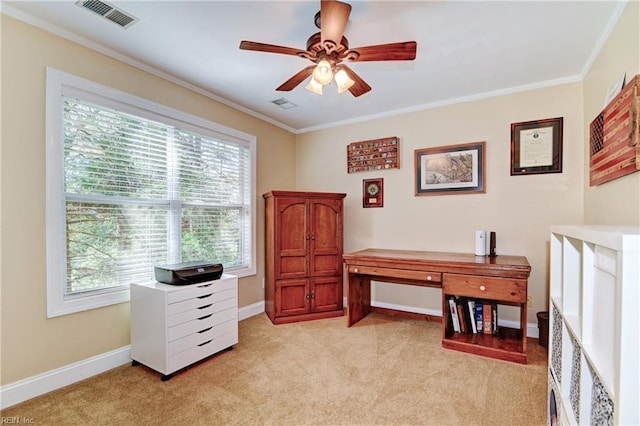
[46,68,256,317]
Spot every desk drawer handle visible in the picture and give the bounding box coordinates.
[426,275,432,281]
[480,285,486,291]
[354,268,359,273]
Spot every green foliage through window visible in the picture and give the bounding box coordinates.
[62,98,251,294]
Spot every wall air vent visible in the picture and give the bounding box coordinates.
[75,0,138,29]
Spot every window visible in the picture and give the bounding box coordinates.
[46,68,256,317]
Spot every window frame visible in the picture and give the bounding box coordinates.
[45,67,256,318]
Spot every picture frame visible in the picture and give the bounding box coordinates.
[362,178,384,208]
[510,117,563,175]
[414,141,486,196]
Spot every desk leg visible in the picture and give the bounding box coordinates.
[347,273,371,327]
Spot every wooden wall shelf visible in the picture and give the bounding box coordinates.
[347,136,399,173]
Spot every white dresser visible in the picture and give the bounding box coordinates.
[548,226,639,425]
[131,274,238,380]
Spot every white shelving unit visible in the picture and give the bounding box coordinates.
[548,226,639,426]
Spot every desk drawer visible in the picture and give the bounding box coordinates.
[347,265,441,283]
[443,274,526,303]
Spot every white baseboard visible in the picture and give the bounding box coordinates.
[238,300,265,321]
[366,299,540,338]
[1,304,266,409]
[0,346,132,409]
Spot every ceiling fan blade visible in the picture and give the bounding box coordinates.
[320,0,351,49]
[340,65,371,97]
[349,41,417,62]
[239,40,306,57]
[276,66,316,91]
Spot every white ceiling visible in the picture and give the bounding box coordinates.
[2,0,626,133]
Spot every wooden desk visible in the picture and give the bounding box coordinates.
[343,248,531,363]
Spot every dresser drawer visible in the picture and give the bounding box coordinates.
[167,329,238,373]
[167,296,237,327]
[168,319,237,356]
[167,306,237,341]
[167,287,236,316]
[443,274,526,303]
[166,278,236,304]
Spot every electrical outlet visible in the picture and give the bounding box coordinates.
[262,278,265,289]
[527,295,533,307]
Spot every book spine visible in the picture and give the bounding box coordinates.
[448,296,460,333]
[492,303,498,335]
[475,301,483,333]
[483,302,492,334]
[467,299,477,333]
[456,299,468,333]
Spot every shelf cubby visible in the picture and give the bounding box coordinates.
[548,225,639,425]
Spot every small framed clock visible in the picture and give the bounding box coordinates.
[363,178,384,208]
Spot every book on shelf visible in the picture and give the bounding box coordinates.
[475,302,483,333]
[483,302,493,335]
[456,300,468,333]
[467,299,477,333]
[448,296,460,333]
[492,303,497,335]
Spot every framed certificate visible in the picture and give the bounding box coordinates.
[511,117,563,175]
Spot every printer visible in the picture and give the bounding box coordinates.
[154,261,223,285]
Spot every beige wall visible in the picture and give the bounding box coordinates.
[583,1,640,224]
[296,83,584,321]
[0,16,296,384]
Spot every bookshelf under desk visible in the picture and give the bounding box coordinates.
[342,248,531,363]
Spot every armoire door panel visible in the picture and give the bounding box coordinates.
[310,199,343,277]
[311,276,342,313]
[276,279,309,316]
[275,198,309,278]
[312,254,341,276]
[311,200,341,251]
[277,200,307,252]
[278,256,307,278]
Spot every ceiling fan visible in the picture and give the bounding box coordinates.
[239,0,417,97]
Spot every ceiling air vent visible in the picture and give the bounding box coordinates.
[75,0,138,29]
[271,98,298,110]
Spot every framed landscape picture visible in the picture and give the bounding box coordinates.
[414,141,486,196]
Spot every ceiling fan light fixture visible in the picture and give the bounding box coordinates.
[305,77,323,95]
[312,59,333,85]
[335,68,354,93]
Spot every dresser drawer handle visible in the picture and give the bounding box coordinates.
[198,304,213,310]
[198,283,213,288]
[353,268,359,273]
[198,339,213,347]
[480,285,486,291]
[198,314,213,320]
[198,327,213,333]
[510,291,517,296]
[197,294,212,299]
[426,275,432,281]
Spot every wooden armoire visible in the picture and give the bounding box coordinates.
[263,191,346,324]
